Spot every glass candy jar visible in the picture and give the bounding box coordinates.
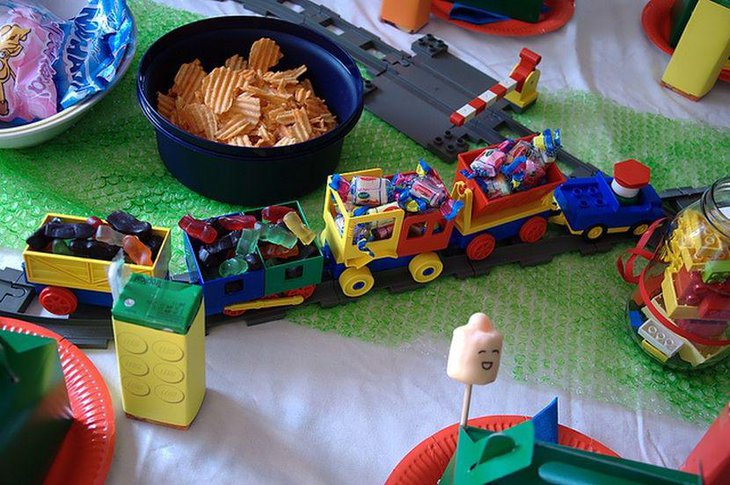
[618,177,730,370]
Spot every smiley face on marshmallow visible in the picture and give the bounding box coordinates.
[447,313,503,386]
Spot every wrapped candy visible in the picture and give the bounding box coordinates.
[470,149,506,178]
[350,176,392,207]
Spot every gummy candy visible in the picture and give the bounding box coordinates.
[179,214,218,244]
[44,221,94,239]
[25,226,51,250]
[51,239,72,255]
[260,243,300,260]
[95,225,125,246]
[69,239,119,261]
[258,222,297,249]
[107,211,152,241]
[282,211,316,245]
[236,226,261,257]
[86,216,104,229]
[204,230,242,256]
[245,253,263,271]
[261,205,294,224]
[219,256,248,278]
[216,214,256,231]
[122,235,152,266]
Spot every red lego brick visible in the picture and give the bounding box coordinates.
[698,291,730,320]
[613,159,651,189]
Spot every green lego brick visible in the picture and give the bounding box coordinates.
[112,273,202,334]
[451,0,543,23]
[670,0,698,48]
[262,201,323,296]
[0,330,72,484]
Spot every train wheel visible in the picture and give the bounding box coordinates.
[631,222,651,236]
[339,267,374,298]
[39,287,78,315]
[518,216,548,243]
[466,234,496,261]
[284,285,317,300]
[583,224,607,241]
[408,252,444,284]
[223,309,247,317]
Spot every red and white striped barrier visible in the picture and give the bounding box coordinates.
[449,48,542,127]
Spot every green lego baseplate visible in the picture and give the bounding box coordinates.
[0,0,727,424]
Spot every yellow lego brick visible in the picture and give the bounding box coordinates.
[661,269,701,319]
[661,0,730,100]
[22,213,171,292]
[642,297,708,367]
[112,301,206,429]
[641,339,669,363]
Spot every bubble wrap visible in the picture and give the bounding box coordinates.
[0,0,727,424]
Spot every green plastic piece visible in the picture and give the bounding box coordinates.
[452,0,543,23]
[112,273,202,334]
[51,239,73,255]
[702,259,730,284]
[0,330,72,485]
[669,0,698,48]
[219,256,249,278]
[440,421,536,484]
[440,420,701,484]
[261,201,323,296]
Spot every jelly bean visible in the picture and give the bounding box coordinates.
[178,214,218,244]
[44,222,94,240]
[216,214,256,231]
[282,212,316,245]
[69,239,120,261]
[107,211,152,240]
[95,225,125,247]
[236,226,261,257]
[257,222,297,249]
[260,243,300,260]
[219,256,249,278]
[51,239,73,256]
[261,205,295,224]
[123,235,153,266]
[26,226,51,251]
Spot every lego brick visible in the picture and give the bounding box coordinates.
[638,320,683,358]
[682,403,730,484]
[629,310,645,331]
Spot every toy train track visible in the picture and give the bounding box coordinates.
[224,0,598,177]
[0,187,704,348]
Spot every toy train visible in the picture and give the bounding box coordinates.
[22,139,665,318]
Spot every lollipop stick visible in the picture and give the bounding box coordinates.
[460,384,472,427]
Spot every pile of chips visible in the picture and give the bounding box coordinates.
[462,129,561,200]
[0,0,133,125]
[329,160,464,249]
[157,38,338,148]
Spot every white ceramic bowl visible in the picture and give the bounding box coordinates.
[0,2,136,149]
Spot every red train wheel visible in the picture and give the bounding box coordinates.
[284,285,316,300]
[519,216,548,243]
[39,287,78,315]
[223,309,247,317]
[466,234,496,261]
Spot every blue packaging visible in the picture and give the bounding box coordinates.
[54,0,133,109]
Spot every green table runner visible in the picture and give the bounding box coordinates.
[0,0,728,424]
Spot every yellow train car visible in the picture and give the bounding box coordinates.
[22,213,171,315]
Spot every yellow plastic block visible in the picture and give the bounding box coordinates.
[112,301,206,429]
[661,0,730,100]
[505,69,540,109]
[380,0,431,33]
[322,169,405,267]
[661,269,701,319]
[641,339,670,363]
[225,295,303,312]
[22,213,171,292]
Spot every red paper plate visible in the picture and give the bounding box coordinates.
[0,317,116,485]
[386,414,618,484]
[641,0,730,83]
[431,0,575,37]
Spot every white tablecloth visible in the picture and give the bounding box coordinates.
[21,0,730,483]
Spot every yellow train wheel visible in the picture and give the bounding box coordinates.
[339,267,374,298]
[631,222,650,236]
[583,224,607,242]
[408,252,443,284]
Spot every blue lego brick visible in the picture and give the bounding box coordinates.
[555,173,664,232]
[629,309,645,331]
[450,212,551,250]
[182,228,265,316]
[533,397,559,444]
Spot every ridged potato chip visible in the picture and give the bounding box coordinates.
[171,59,206,104]
[224,54,246,71]
[201,67,245,114]
[248,38,282,72]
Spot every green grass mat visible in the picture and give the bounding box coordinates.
[0,0,728,424]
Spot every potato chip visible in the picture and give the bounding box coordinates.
[171,59,206,104]
[201,67,245,114]
[183,103,218,140]
[224,54,246,71]
[216,118,254,141]
[228,93,261,123]
[290,108,313,142]
[157,92,176,119]
[263,65,307,85]
[248,38,282,72]
[273,136,298,147]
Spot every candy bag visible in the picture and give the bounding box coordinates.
[0,0,63,123]
[54,0,134,109]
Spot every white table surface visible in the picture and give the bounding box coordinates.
[15,0,730,483]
